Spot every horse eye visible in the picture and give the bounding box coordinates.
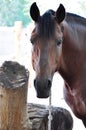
[30,38,34,45]
[57,39,62,46]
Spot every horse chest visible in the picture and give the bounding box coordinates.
[63,82,86,119]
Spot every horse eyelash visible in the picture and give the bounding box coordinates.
[30,35,38,45]
[30,38,34,45]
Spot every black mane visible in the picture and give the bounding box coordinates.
[37,9,86,38]
[66,13,86,26]
[37,10,55,38]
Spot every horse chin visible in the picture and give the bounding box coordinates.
[37,94,49,98]
[36,90,50,98]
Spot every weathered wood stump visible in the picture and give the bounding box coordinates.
[0,61,29,130]
[27,103,73,130]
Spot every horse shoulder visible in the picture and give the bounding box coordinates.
[63,81,86,119]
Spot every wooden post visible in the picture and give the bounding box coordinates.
[14,21,22,62]
[0,61,29,130]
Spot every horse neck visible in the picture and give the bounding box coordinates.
[58,21,81,87]
[62,21,77,45]
[59,15,86,87]
[63,17,86,46]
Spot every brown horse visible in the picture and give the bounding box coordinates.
[30,2,86,127]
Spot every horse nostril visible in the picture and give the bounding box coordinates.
[48,79,51,89]
[34,78,51,90]
[33,78,51,98]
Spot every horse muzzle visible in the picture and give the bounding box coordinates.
[34,77,52,98]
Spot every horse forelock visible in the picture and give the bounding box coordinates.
[37,10,56,39]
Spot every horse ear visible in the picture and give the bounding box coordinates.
[56,4,65,23]
[30,2,40,22]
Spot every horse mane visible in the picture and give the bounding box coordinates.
[37,10,56,38]
[66,13,86,26]
[37,9,86,39]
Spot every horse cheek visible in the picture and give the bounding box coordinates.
[56,47,62,70]
[31,51,36,71]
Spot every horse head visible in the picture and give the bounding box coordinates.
[30,2,65,98]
